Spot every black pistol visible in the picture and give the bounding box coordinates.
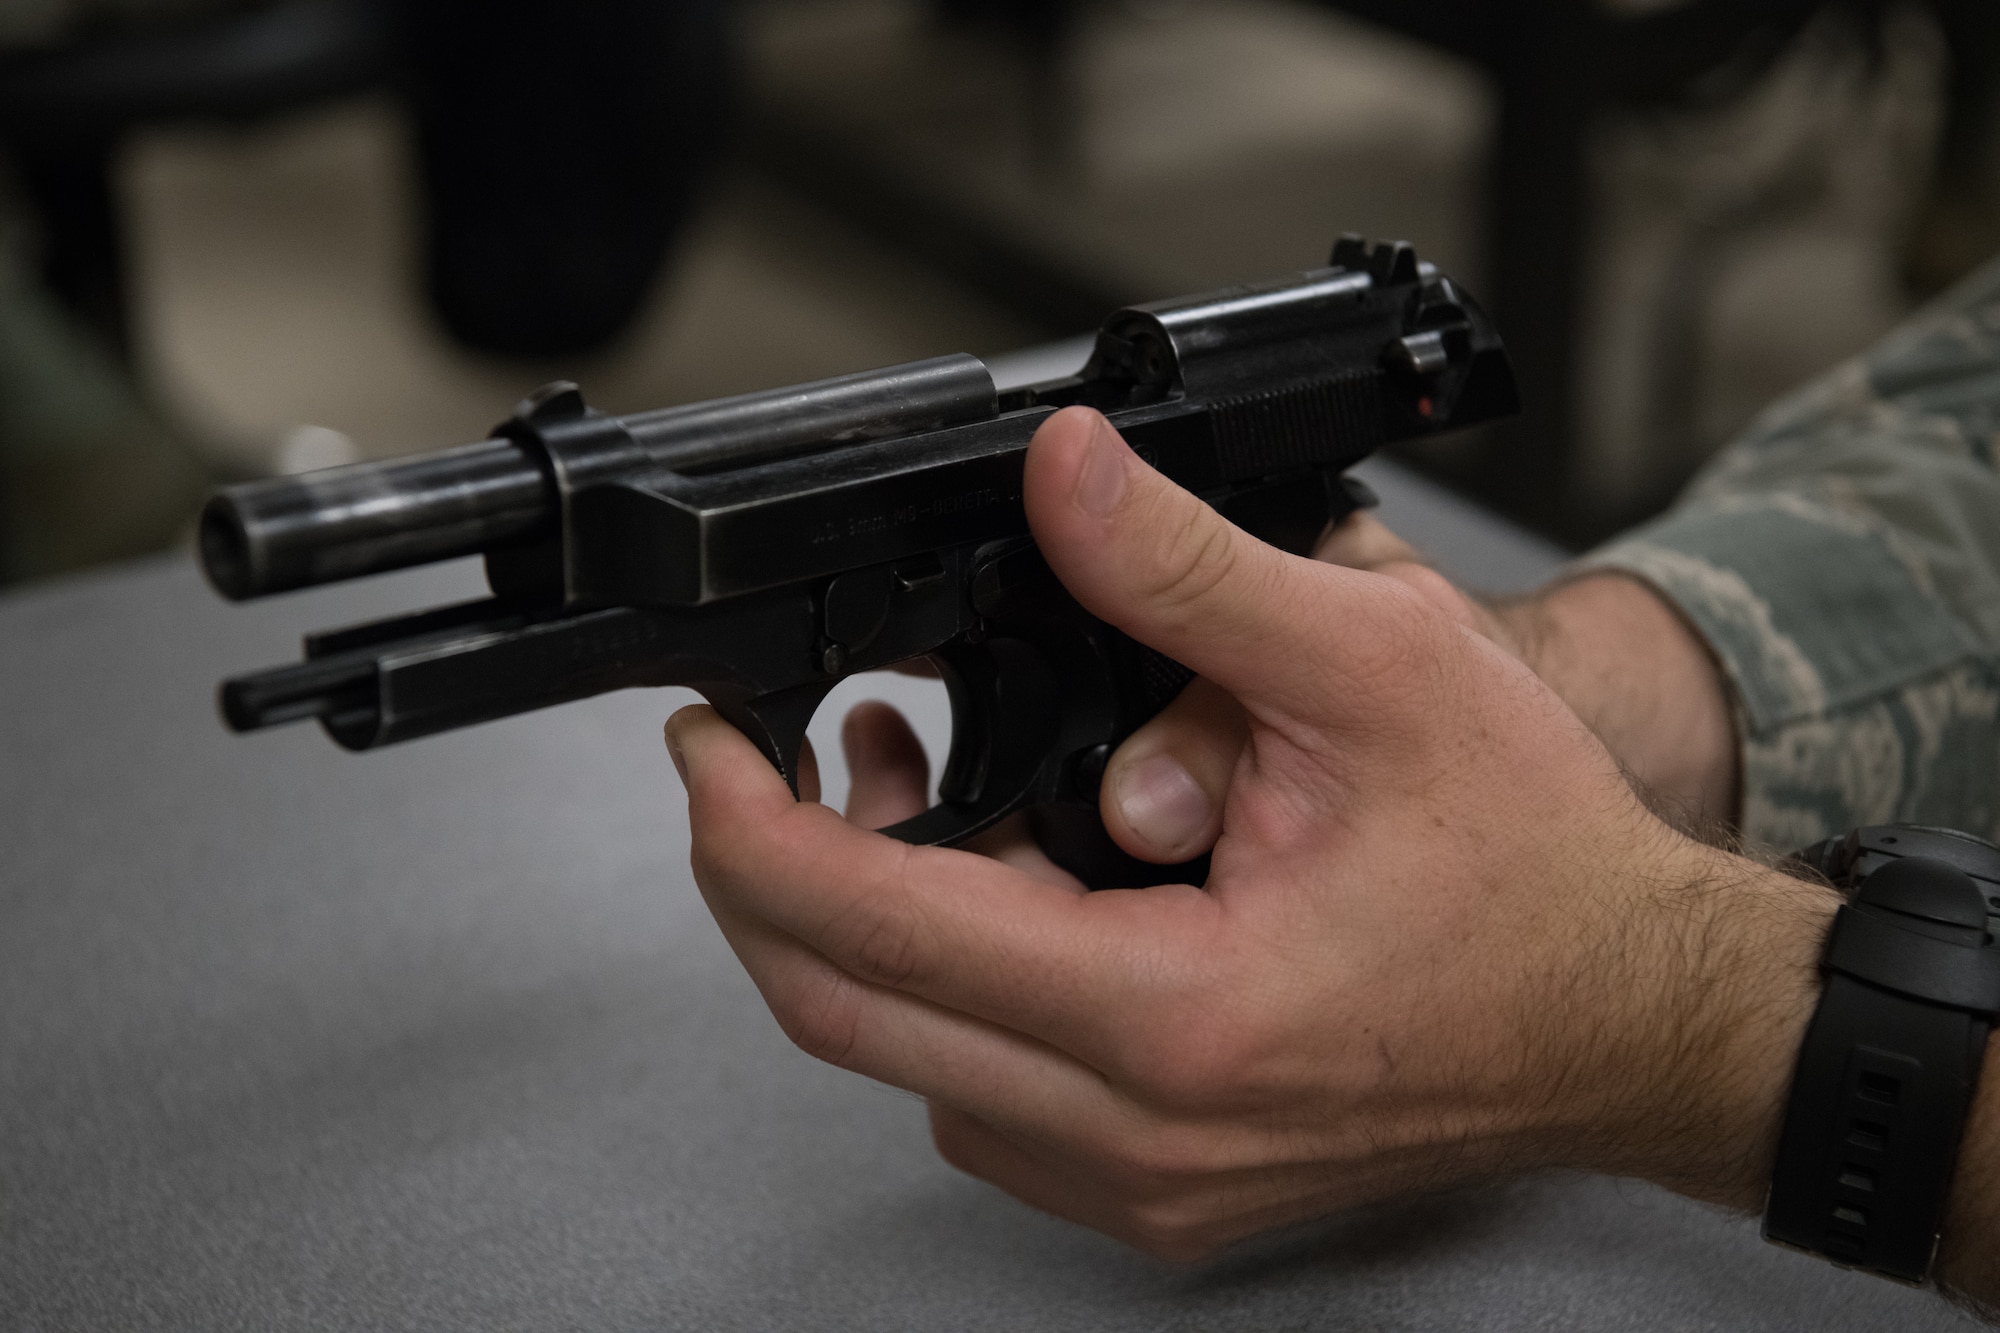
[201,237,1518,887]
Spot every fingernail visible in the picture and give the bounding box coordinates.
[1113,753,1211,854]
[1072,417,1129,518]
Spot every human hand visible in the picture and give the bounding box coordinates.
[1089,507,1741,868]
[667,406,1831,1258]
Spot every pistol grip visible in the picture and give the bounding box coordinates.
[871,542,1209,889]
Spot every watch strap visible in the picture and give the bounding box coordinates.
[1764,970,1989,1279]
[1765,831,2000,1282]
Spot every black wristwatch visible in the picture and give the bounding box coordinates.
[1764,824,2000,1282]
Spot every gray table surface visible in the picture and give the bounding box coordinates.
[0,466,1977,1331]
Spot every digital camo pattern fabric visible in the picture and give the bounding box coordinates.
[1578,255,2000,854]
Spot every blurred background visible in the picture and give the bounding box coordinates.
[0,0,1994,587]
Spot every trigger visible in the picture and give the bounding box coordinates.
[717,682,835,798]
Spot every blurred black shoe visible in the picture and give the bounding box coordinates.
[403,0,736,358]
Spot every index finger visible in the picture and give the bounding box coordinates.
[669,702,1227,1061]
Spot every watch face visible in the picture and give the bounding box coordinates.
[1824,825,2000,926]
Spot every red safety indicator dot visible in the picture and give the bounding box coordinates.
[1417,396,1434,418]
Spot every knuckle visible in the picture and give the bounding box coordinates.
[1336,577,1453,690]
[1130,1047,1222,1111]
[687,842,719,889]
[1118,1196,1225,1263]
[771,970,866,1069]
[831,904,925,988]
[1145,504,1243,616]
[1395,562,1458,605]
[820,846,931,989]
[1120,1010,1254,1113]
[928,1113,978,1173]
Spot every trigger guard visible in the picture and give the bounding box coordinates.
[879,791,1032,850]
[876,637,1063,850]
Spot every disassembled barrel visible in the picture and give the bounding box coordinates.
[201,354,997,601]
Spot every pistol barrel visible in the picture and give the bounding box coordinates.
[199,438,550,601]
[199,355,999,601]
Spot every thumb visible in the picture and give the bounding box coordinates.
[1022,406,1427,715]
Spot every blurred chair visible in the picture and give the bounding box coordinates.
[954,0,1997,539]
[1319,0,1995,533]
[0,0,392,360]
[1905,0,2000,294]
[402,0,735,358]
[0,0,734,585]
[935,0,1076,168]
[0,0,387,584]
[0,0,736,363]
[1323,0,1833,533]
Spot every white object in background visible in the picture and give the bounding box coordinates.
[274,424,360,476]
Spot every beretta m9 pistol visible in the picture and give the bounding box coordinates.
[200,236,1518,887]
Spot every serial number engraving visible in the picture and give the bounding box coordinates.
[808,484,1020,546]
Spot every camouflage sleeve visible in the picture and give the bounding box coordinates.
[1574,258,2000,854]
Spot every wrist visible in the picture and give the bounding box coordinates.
[1937,1035,2000,1302]
[1496,575,1739,833]
[1570,839,1838,1210]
